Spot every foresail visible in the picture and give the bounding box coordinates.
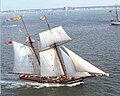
[12,41,40,74]
[60,48,91,77]
[62,46,108,76]
[39,26,72,51]
[39,48,64,76]
[59,48,76,76]
[72,72,91,77]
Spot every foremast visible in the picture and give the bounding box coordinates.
[7,16,41,75]
[21,16,40,66]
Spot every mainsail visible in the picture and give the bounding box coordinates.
[12,41,40,74]
[39,26,72,51]
[39,48,64,76]
[61,46,108,76]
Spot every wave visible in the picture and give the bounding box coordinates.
[8,25,17,27]
[2,24,18,28]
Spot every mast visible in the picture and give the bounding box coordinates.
[7,16,41,75]
[21,16,40,66]
[54,43,67,77]
[115,4,119,21]
[40,16,67,77]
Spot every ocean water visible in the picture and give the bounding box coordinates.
[1,9,120,96]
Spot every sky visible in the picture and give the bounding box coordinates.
[1,0,120,11]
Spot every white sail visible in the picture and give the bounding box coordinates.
[59,48,75,76]
[12,41,40,74]
[39,48,64,76]
[60,48,91,77]
[111,5,120,25]
[73,72,91,77]
[62,46,108,76]
[39,26,72,51]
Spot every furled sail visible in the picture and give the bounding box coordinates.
[62,46,108,76]
[12,41,40,74]
[39,26,72,51]
[39,48,64,76]
[60,48,91,77]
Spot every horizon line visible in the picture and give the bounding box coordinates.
[1,5,120,12]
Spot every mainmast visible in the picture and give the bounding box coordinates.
[40,16,67,77]
[115,4,119,21]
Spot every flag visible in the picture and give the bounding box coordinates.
[5,41,12,46]
[7,16,22,21]
[40,16,46,20]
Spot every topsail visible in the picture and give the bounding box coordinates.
[39,26,72,51]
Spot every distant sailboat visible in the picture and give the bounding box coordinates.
[7,16,109,86]
[111,4,120,25]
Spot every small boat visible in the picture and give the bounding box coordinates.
[111,4,120,25]
[7,16,109,86]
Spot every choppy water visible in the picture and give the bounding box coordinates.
[1,9,120,96]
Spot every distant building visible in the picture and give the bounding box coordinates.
[63,6,75,10]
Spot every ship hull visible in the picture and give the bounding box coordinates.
[19,74,88,84]
[111,21,120,25]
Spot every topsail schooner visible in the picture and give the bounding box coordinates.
[7,16,109,85]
